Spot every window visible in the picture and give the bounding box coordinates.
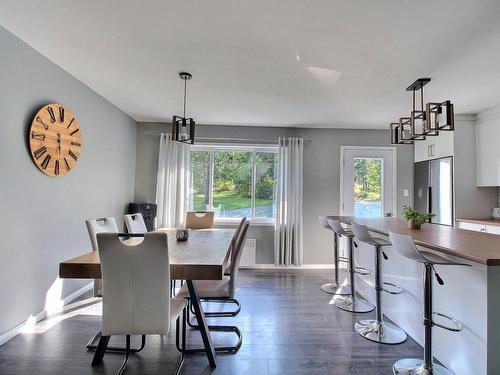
[188,145,278,222]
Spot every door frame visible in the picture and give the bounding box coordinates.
[339,145,398,217]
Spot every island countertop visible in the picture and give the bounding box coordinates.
[328,216,500,265]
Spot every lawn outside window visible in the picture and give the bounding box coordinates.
[189,144,278,225]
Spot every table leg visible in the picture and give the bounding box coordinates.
[186,280,217,368]
[91,335,110,366]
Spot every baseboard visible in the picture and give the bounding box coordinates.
[0,282,93,346]
[241,264,338,270]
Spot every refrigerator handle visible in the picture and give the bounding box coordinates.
[428,186,433,223]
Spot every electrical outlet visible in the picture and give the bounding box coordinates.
[403,188,409,197]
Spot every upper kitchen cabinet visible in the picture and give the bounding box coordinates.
[414,130,454,162]
[476,107,500,186]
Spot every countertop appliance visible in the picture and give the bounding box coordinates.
[414,157,453,226]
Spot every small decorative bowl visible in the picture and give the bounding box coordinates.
[176,228,189,241]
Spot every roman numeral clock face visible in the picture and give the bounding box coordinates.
[29,104,82,177]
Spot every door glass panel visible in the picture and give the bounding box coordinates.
[353,158,383,217]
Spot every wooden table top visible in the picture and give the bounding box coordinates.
[329,216,500,266]
[59,228,235,280]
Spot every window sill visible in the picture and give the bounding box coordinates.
[215,219,275,227]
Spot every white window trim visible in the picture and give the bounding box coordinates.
[189,144,278,224]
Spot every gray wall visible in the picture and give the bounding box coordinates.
[134,123,413,265]
[0,27,137,335]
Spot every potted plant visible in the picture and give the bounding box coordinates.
[402,206,435,229]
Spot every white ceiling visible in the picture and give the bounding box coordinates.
[1,1,500,128]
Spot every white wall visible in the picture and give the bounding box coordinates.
[0,26,137,336]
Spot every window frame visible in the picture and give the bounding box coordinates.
[189,143,279,225]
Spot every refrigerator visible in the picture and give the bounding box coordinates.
[414,157,454,226]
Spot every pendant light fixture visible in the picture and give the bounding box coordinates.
[426,100,454,131]
[390,78,453,145]
[171,72,196,144]
[408,78,435,140]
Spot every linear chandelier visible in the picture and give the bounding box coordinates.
[390,78,454,145]
[171,72,196,144]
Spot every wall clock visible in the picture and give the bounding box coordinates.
[29,103,82,177]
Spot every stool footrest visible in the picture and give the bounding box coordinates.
[432,312,463,332]
[338,256,349,263]
[382,282,404,295]
[354,266,372,276]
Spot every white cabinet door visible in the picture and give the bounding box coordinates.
[476,114,500,186]
[414,131,454,163]
[457,221,486,232]
[486,225,500,235]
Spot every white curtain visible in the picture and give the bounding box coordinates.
[274,137,304,266]
[155,133,190,228]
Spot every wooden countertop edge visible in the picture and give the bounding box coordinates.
[334,217,500,266]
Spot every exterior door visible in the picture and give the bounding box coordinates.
[341,146,397,218]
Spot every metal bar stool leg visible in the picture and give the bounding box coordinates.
[334,237,374,313]
[321,233,350,295]
[355,245,407,344]
[393,264,454,375]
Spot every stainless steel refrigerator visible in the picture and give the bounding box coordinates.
[414,157,454,226]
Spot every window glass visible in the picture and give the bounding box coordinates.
[255,152,277,219]
[213,150,252,218]
[189,146,278,221]
[353,158,383,218]
[189,150,210,211]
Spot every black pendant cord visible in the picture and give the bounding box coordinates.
[183,78,187,119]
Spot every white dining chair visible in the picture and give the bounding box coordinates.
[96,232,186,375]
[124,213,147,234]
[176,220,250,354]
[85,217,118,297]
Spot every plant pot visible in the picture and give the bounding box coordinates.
[407,219,421,230]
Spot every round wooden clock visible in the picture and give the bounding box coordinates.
[29,103,82,177]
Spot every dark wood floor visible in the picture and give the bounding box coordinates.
[0,269,422,374]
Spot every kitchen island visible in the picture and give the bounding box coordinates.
[328,216,500,375]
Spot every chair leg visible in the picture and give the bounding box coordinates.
[117,335,130,375]
[189,298,241,317]
[185,301,242,354]
[87,332,146,354]
[174,309,186,375]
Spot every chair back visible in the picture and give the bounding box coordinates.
[326,218,350,236]
[85,217,118,251]
[185,211,215,229]
[388,231,428,263]
[124,213,147,234]
[318,216,332,230]
[228,221,250,298]
[231,217,247,256]
[97,232,171,336]
[352,224,374,245]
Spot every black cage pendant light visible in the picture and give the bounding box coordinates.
[171,72,195,144]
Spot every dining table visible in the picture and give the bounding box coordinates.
[59,227,236,369]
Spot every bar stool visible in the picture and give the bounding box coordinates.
[318,216,349,295]
[389,231,470,375]
[351,224,407,344]
[327,218,374,313]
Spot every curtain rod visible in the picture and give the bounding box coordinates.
[145,133,311,143]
